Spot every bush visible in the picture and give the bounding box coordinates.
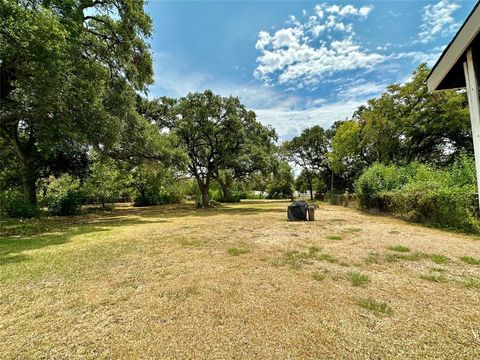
[42,175,84,216]
[355,157,480,233]
[355,163,408,210]
[133,183,186,207]
[218,194,242,203]
[45,189,83,216]
[0,191,39,218]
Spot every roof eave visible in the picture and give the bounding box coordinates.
[426,1,480,91]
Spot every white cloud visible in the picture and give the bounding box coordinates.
[394,47,445,67]
[255,31,272,50]
[271,27,303,49]
[337,80,387,99]
[359,5,374,17]
[418,0,460,43]
[255,98,367,141]
[254,3,381,88]
[319,3,374,18]
[150,53,369,141]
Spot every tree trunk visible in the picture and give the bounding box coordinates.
[330,170,334,194]
[196,177,210,208]
[22,168,38,205]
[7,127,39,205]
[200,187,210,208]
[218,178,231,200]
[307,174,314,200]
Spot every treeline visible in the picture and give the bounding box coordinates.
[0,0,285,217]
[282,64,477,232]
[1,1,477,232]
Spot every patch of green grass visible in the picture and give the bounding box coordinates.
[419,273,447,283]
[388,245,411,253]
[463,278,480,289]
[271,250,313,270]
[308,245,321,255]
[428,254,449,264]
[430,267,447,273]
[364,252,381,264]
[460,256,480,265]
[317,254,338,263]
[227,247,249,256]
[272,248,337,269]
[326,235,342,240]
[312,271,326,281]
[179,238,207,247]
[386,252,426,262]
[357,298,393,316]
[349,272,369,286]
[288,250,317,269]
[271,258,281,267]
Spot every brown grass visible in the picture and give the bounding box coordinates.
[1,200,480,359]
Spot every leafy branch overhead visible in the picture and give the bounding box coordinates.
[0,0,154,204]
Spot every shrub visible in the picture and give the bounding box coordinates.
[42,175,84,216]
[218,193,242,203]
[355,163,408,210]
[355,157,480,233]
[45,189,83,216]
[0,191,39,218]
[133,179,186,207]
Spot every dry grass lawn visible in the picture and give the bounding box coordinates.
[1,200,480,359]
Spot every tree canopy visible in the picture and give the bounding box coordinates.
[0,0,154,205]
[283,125,330,199]
[151,90,276,207]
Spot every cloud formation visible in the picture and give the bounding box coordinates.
[418,0,460,43]
[254,3,382,88]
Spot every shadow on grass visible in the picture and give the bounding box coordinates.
[0,201,288,266]
[0,217,161,267]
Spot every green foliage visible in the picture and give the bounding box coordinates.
[463,278,480,289]
[295,169,327,197]
[354,163,408,209]
[84,155,125,208]
[1,0,154,205]
[0,191,39,219]
[131,164,186,207]
[267,162,294,198]
[43,176,84,216]
[312,271,326,281]
[326,235,342,240]
[429,254,449,264]
[328,64,471,194]
[355,155,479,233]
[283,126,330,198]
[419,273,447,283]
[152,91,276,208]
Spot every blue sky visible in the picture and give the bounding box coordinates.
[146,0,476,140]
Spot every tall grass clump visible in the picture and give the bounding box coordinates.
[355,154,480,233]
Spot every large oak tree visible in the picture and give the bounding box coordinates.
[0,0,153,205]
[154,91,275,207]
